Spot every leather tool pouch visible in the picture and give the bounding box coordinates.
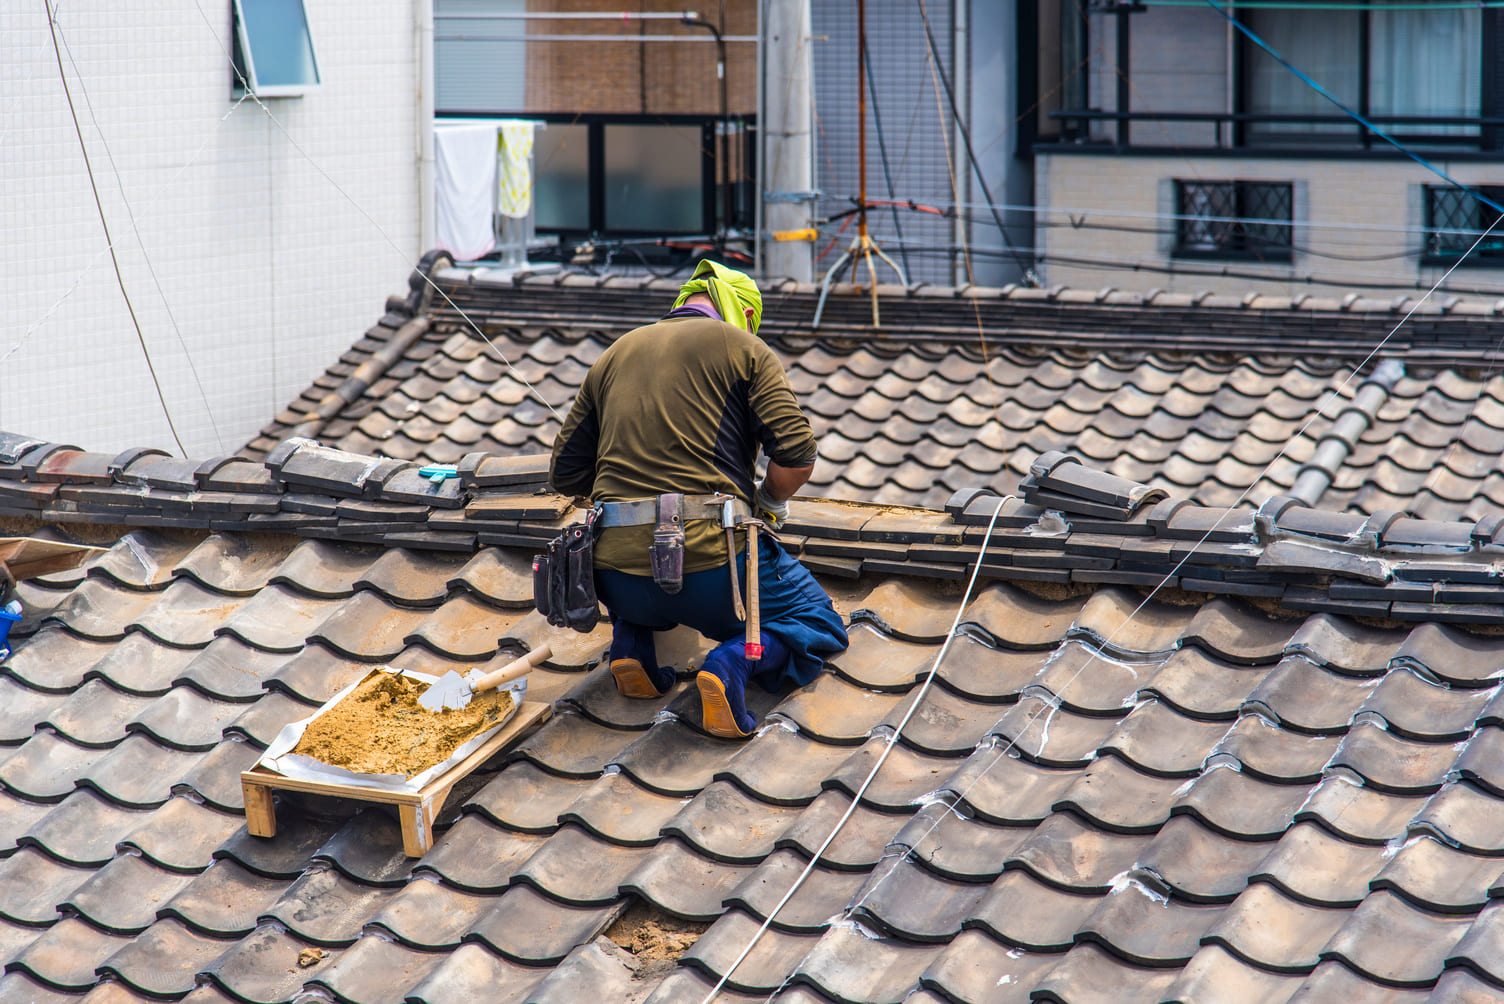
[533,509,600,632]
[648,493,685,594]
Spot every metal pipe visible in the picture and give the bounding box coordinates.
[434,11,698,19]
[435,33,754,42]
[681,13,731,247]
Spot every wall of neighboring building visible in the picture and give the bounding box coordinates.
[436,0,757,117]
[1036,152,1504,302]
[0,2,420,458]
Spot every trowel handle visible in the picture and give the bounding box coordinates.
[472,644,552,694]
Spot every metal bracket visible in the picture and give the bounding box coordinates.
[765,190,821,203]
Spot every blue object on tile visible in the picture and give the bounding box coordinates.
[419,465,459,484]
[0,605,21,659]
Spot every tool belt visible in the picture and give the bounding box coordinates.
[595,493,752,596]
[532,507,600,633]
[539,492,767,660]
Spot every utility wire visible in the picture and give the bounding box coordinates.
[915,0,1037,283]
[708,19,1504,995]
[801,234,1504,299]
[54,23,226,452]
[726,213,1504,1004]
[42,0,187,456]
[6,90,253,373]
[699,496,1013,1004]
[1132,0,1504,9]
[861,45,911,277]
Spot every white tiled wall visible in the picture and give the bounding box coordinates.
[0,2,421,457]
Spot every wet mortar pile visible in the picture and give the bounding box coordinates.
[292,671,513,778]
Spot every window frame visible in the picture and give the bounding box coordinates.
[231,0,322,99]
[1171,179,1295,264]
[1237,3,1487,152]
[1423,185,1504,267]
[449,112,748,241]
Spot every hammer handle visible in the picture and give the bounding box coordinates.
[745,524,762,660]
[471,644,552,694]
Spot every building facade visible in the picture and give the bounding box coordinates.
[1028,1,1504,302]
[0,1,422,456]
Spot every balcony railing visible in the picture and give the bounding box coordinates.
[1045,110,1504,153]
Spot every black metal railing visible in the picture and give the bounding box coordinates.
[1045,110,1504,152]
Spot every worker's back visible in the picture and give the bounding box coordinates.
[552,311,815,574]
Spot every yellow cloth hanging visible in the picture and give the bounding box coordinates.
[497,121,534,219]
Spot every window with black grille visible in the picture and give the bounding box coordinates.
[1425,186,1504,265]
[1174,181,1293,262]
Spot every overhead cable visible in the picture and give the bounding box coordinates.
[698,497,1014,1004]
[54,24,226,452]
[42,0,187,456]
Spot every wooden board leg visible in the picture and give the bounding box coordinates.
[242,781,277,838]
[399,799,437,857]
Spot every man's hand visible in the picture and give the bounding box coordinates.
[754,482,790,528]
[755,461,812,528]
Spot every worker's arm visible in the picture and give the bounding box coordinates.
[549,380,600,498]
[761,460,813,502]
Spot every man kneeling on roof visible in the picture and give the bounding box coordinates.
[549,260,848,739]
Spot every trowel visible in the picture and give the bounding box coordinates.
[418,644,552,712]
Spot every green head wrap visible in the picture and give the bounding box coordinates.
[673,259,763,334]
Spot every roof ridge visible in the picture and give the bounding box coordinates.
[0,433,1500,629]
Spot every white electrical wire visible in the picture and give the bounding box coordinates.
[697,494,1013,1004]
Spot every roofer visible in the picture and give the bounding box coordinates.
[549,259,848,738]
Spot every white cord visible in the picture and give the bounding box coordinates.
[697,495,1013,1004]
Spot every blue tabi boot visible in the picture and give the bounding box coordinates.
[696,632,789,739]
[608,620,675,698]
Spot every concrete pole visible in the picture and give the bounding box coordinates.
[762,0,813,283]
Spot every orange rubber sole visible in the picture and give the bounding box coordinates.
[610,658,664,699]
[696,671,752,739]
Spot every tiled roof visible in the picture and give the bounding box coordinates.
[3,433,1504,999]
[247,267,1504,520]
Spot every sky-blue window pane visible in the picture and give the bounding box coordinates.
[241,0,319,89]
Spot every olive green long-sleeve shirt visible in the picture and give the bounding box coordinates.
[549,312,817,574]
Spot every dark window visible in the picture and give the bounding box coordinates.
[1243,3,1482,150]
[1174,180,1293,262]
[1425,186,1504,264]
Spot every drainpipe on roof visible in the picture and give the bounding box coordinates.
[417,0,436,254]
[1288,359,1405,508]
